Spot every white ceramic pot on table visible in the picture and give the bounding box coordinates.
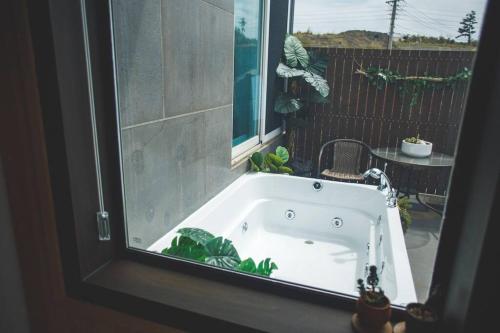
[401,140,433,158]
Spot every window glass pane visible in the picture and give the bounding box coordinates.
[232,0,264,147]
[264,0,289,134]
[109,0,488,308]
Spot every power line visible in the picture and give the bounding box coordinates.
[398,12,454,36]
[400,7,459,30]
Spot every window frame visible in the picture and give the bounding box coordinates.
[24,0,500,331]
[231,0,285,160]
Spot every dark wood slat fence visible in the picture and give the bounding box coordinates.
[292,48,475,195]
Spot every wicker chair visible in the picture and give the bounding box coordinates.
[316,139,373,181]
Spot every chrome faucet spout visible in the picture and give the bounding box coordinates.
[363,168,381,179]
[363,168,397,208]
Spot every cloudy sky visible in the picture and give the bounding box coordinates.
[293,0,487,40]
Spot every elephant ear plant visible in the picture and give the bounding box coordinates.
[249,146,294,175]
[274,35,331,159]
[161,228,278,277]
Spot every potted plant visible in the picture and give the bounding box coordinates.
[394,286,440,333]
[354,266,392,331]
[401,135,433,158]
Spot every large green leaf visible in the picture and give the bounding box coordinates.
[274,93,303,114]
[162,236,207,261]
[250,152,264,168]
[306,51,328,76]
[256,258,278,277]
[275,146,289,163]
[204,237,241,269]
[265,153,284,168]
[161,228,279,276]
[303,71,330,98]
[177,228,215,246]
[278,166,294,174]
[237,258,257,274]
[249,158,260,172]
[284,35,309,68]
[276,63,306,78]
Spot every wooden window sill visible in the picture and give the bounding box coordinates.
[85,259,354,332]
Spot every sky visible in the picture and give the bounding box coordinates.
[293,0,488,40]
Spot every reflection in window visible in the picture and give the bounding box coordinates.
[232,0,264,147]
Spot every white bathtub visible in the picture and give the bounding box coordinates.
[148,173,417,306]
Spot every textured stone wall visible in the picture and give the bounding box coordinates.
[112,0,246,249]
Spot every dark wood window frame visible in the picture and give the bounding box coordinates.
[21,0,500,331]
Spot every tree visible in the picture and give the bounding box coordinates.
[238,17,246,33]
[456,10,477,44]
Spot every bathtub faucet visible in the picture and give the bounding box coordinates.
[363,168,398,208]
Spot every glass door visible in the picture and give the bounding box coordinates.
[232,0,265,153]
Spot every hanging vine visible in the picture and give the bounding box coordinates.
[355,66,472,109]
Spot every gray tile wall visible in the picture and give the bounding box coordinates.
[113,0,245,249]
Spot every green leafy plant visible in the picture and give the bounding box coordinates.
[161,228,278,277]
[398,197,412,233]
[357,266,388,307]
[356,66,472,110]
[404,135,423,144]
[236,258,278,276]
[274,35,331,159]
[275,36,330,112]
[249,146,294,175]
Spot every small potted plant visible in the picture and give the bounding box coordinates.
[394,286,440,333]
[401,135,433,158]
[354,266,392,331]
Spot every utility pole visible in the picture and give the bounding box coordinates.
[387,0,403,49]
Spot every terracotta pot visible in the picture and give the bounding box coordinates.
[356,296,391,328]
[405,303,438,333]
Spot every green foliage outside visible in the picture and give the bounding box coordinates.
[249,146,294,175]
[274,35,330,118]
[295,30,477,51]
[457,11,478,45]
[360,66,472,109]
[274,35,331,159]
[398,197,412,233]
[161,228,278,277]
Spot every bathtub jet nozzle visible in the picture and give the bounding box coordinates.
[313,181,323,191]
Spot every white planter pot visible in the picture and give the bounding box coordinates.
[401,140,433,158]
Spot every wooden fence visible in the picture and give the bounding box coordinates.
[292,48,475,195]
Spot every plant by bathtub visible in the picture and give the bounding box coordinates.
[249,146,294,175]
[354,266,392,330]
[161,228,278,277]
[398,197,412,233]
